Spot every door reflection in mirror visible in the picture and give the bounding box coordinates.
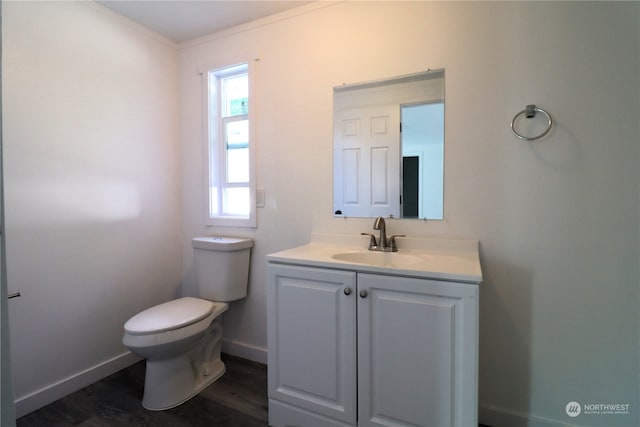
[333,70,444,220]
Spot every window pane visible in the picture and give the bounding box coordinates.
[223,187,249,216]
[227,147,249,183]
[222,74,248,117]
[226,120,248,148]
[206,62,254,226]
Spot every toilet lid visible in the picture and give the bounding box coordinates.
[124,297,214,335]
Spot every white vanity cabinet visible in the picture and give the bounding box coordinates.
[356,273,478,427]
[267,264,357,425]
[267,248,480,427]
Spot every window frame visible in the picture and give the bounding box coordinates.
[202,61,256,227]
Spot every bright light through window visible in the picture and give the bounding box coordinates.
[222,75,248,117]
[205,63,255,227]
[226,120,248,147]
[227,148,249,183]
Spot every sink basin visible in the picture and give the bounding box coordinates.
[331,251,424,267]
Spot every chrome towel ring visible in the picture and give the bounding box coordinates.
[511,104,552,141]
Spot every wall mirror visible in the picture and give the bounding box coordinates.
[333,70,444,220]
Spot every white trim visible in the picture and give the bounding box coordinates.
[14,352,141,418]
[201,61,257,228]
[221,338,267,365]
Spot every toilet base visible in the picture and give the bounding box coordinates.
[140,317,226,411]
[142,358,225,411]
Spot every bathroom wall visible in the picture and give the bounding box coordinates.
[1,1,637,425]
[2,1,181,416]
[179,2,639,427]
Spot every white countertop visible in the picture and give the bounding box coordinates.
[267,233,482,284]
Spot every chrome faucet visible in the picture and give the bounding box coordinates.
[361,217,405,252]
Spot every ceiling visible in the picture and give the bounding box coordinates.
[97,1,313,43]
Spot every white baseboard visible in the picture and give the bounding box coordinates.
[14,341,266,419]
[14,351,141,418]
[480,404,567,427]
[221,338,267,365]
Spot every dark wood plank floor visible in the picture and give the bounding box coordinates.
[17,353,493,427]
[17,354,268,427]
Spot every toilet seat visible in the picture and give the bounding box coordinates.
[125,297,215,335]
[123,298,229,350]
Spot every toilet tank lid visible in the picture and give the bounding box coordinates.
[192,236,253,251]
[124,297,214,335]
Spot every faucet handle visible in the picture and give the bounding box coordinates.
[361,232,377,249]
[387,234,406,252]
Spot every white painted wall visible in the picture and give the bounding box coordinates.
[179,2,639,427]
[2,1,181,416]
[1,1,637,425]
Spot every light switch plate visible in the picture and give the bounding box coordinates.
[256,188,265,208]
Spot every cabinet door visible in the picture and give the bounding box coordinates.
[267,264,357,425]
[357,274,478,427]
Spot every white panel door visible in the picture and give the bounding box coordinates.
[334,105,400,218]
[267,264,357,425]
[357,274,479,427]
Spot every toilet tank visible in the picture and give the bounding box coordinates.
[191,237,253,301]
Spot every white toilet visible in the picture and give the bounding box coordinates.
[122,236,253,410]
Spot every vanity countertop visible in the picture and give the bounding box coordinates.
[267,233,482,284]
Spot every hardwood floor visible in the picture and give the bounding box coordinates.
[16,354,268,427]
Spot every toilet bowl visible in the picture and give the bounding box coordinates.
[122,237,253,410]
[123,297,229,410]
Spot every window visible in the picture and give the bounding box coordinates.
[205,63,256,227]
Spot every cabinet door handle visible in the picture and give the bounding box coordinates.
[359,290,368,298]
[343,287,352,295]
